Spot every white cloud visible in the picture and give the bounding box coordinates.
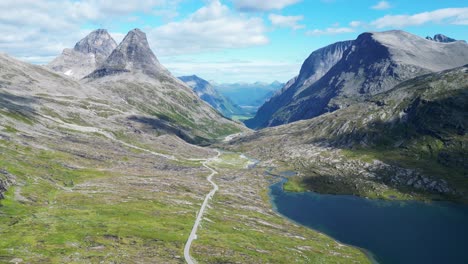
[232,0,301,12]
[371,7,468,28]
[148,1,269,55]
[306,27,355,36]
[0,0,181,64]
[269,14,305,30]
[349,21,363,27]
[371,1,391,10]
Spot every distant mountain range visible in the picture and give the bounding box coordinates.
[214,81,283,114]
[246,31,468,129]
[178,75,243,118]
[178,76,283,120]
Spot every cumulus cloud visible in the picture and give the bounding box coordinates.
[371,1,391,10]
[148,1,269,55]
[306,27,355,36]
[232,0,301,12]
[371,7,468,28]
[269,14,305,30]
[0,0,181,63]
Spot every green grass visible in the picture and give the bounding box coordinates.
[0,141,199,262]
[192,187,371,263]
[209,153,250,169]
[230,115,253,122]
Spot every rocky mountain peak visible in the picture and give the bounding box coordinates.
[86,28,168,78]
[47,29,117,79]
[426,34,457,43]
[73,29,117,57]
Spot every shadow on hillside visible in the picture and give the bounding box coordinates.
[300,88,468,199]
[0,92,37,119]
[127,115,205,144]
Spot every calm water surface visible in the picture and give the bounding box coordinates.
[270,178,468,264]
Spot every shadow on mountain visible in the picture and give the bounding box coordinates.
[127,115,207,145]
[302,89,467,199]
[0,92,37,121]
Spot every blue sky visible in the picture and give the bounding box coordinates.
[1,0,467,83]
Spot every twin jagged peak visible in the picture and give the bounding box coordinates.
[47,28,117,79]
[86,28,169,79]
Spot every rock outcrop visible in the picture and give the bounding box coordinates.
[47,29,117,79]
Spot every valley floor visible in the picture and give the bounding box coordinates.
[0,126,369,263]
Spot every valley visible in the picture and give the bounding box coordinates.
[0,14,467,264]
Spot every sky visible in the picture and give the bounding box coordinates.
[1,0,467,83]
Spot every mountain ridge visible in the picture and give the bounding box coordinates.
[247,30,468,129]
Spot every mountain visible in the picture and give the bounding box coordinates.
[245,40,354,129]
[178,75,243,118]
[47,29,117,79]
[86,28,168,78]
[84,29,243,143]
[246,30,468,129]
[215,81,283,114]
[0,35,365,263]
[426,34,458,43]
[227,65,468,202]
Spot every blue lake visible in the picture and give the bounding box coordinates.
[269,178,468,264]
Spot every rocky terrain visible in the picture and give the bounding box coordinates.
[227,65,468,202]
[0,28,369,263]
[179,75,243,118]
[246,31,468,129]
[47,29,117,79]
[426,34,459,43]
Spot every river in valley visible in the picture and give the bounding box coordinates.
[269,177,468,264]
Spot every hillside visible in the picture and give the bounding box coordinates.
[0,42,367,263]
[227,66,468,202]
[179,75,243,118]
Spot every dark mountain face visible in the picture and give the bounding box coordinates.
[244,40,354,129]
[426,34,458,43]
[86,28,168,78]
[247,30,468,129]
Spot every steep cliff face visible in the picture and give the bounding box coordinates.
[245,40,354,129]
[47,29,117,79]
[247,30,468,129]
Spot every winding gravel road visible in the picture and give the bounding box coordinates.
[184,150,221,264]
[43,116,224,264]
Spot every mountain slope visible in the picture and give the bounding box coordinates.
[247,30,468,128]
[84,29,244,143]
[179,75,243,118]
[227,65,468,201]
[0,48,367,263]
[245,40,353,129]
[47,29,117,79]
